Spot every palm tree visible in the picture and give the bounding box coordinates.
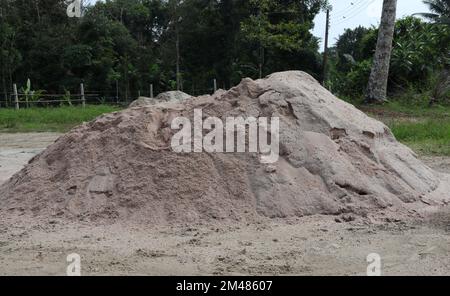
[417,0,450,25]
[365,0,398,104]
[417,0,450,105]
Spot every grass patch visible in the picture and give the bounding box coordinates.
[0,105,121,133]
[359,102,450,156]
[390,120,450,156]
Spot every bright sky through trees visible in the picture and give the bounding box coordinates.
[313,0,429,51]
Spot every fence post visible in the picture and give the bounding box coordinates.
[115,80,119,104]
[150,84,154,98]
[213,79,217,93]
[13,84,19,110]
[80,83,85,108]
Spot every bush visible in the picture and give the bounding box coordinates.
[330,59,372,100]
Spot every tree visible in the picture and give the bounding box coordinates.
[0,0,327,100]
[335,26,372,72]
[390,17,448,86]
[365,0,397,104]
[417,0,450,25]
[0,0,22,103]
[240,0,326,80]
[417,0,450,105]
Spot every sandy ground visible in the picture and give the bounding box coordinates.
[0,133,61,185]
[0,133,449,276]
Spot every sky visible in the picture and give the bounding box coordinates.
[313,0,429,51]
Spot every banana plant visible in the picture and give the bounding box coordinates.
[62,89,73,106]
[19,79,45,108]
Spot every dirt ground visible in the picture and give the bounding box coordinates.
[0,133,449,276]
[0,133,61,185]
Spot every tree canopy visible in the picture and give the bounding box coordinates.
[0,0,327,100]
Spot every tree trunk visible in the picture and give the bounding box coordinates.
[176,23,180,91]
[1,67,7,106]
[34,0,41,23]
[365,0,397,104]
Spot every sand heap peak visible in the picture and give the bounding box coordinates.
[1,71,449,224]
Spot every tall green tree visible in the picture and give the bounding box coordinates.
[240,0,326,80]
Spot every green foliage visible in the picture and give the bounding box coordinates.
[62,89,72,107]
[239,0,325,80]
[19,79,46,106]
[0,0,327,98]
[330,16,450,103]
[2,0,445,108]
[430,69,450,104]
[334,26,374,72]
[390,17,449,87]
[327,59,371,100]
[417,0,450,25]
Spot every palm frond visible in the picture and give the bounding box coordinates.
[420,0,450,25]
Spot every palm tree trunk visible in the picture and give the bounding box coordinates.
[365,0,397,104]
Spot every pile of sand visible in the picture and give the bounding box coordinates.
[1,71,449,224]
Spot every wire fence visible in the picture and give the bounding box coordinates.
[0,79,221,109]
[0,93,120,109]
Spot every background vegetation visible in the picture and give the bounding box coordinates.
[328,14,449,105]
[0,0,449,155]
[0,0,327,100]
